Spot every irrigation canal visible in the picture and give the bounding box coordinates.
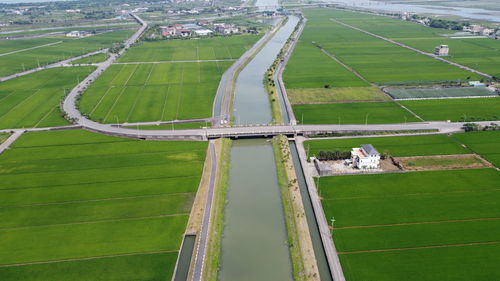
[218,13,333,281]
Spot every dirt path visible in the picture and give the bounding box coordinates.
[0,41,62,57]
[335,217,500,230]
[338,241,500,255]
[0,250,177,268]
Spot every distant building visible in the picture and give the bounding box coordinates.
[470,24,484,34]
[214,23,239,35]
[482,28,495,36]
[469,81,486,87]
[351,144,380,169]
[194,29,213,36]
[66,31,87,38]
[434,45,449,56]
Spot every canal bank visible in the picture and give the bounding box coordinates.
[216,14,304,281]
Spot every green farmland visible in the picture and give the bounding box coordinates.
[0,130,206,281]
[400,97,500,121]
[0,66,94,129]
[305,133,468,157]
[118,35,260,62]
[293,101,419,124]
[328,9,500,78]
[386,87,497,99]
[0,29,135,77]
[79,61,233,123]
[287,9,479,85]
[318,168,500,281]
[284,42,369,89]
[454,130,500,167]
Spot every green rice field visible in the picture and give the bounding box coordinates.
[118,35,260,62]
[400,97,500,121]
[283,42,369,89]
[328,9,500,78]
[305,133,468,157]
[0,29,135,77]
[386,87,497,99]
[0,132,10,144]
[0,66,95,129]
[453,130,500,167]
[0,130,206,281]
[79,61,233,123]
[287,9,479,85]
[293,101,419,124]
[318,168,500,281]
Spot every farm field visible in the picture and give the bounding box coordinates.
[328,9,500,78]
[386,87,497,99]
[0,37,61,54]
[0,29,136,77]
[293,101,419,124]
[79,61,233,123]
[0,132,9,144]
[71,53,109,64]
[318,168,500,281]
[287,86,389,104]
[283,42,369,89]
[0,66,94,129]
[118,35,260,62]
[291,9,479,85]
[305,133,468,157]
[453,130,500,167]
[0,130,206,281]
[399,97,500,121]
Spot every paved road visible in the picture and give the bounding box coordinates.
[0,49,108,82]
[212,19,284,126]
[191,140,218,281]
[330,18,493,79]
[0,130,24,155]
[275,16,306,125]
[295,136,346,281]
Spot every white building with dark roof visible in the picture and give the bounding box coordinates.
[351,144,380,169]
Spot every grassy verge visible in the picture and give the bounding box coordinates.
[228,17,286,124]
[203,138,232,281]
[272,135,320,281]
[265,69,285,124]
[0,133,10,144]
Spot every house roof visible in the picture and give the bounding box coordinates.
[361,144,379,156]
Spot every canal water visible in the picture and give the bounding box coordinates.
[233,16,300,125]
[218,15,301,281]
[218,140,293,281]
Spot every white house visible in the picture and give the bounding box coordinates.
[434,45,449,56]
[194,29,213,36]
[351,144,380,169]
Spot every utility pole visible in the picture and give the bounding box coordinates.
[331,217,336,230]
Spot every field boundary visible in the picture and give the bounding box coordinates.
[0,250,178,268]
[329,18,492,79]
[338,241,500,255]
